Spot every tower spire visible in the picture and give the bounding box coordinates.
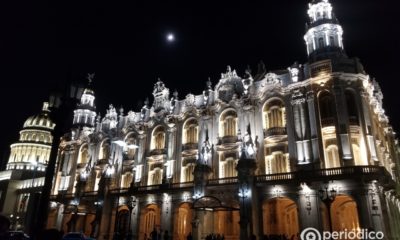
[304,0,346,62]
[72,73,97,128]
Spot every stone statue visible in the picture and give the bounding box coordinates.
[199,129,212,164]
[87,73,95,84]
[241,124,256,159]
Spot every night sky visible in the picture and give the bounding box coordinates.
[1,0,399,166]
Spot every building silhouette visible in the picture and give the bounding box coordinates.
[45,0,400,239]
[0,102,55,233]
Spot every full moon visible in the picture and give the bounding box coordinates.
[167,33,175,42]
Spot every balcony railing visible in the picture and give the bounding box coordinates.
[52,166,392,199]
[349,116,359,126]
[256,166,391,184]
[263,127,287,138]
[321,117,335,127]
[217,136,238,145]
[148,148,167,156]
[182,143,198,151]
[207,177,238,186]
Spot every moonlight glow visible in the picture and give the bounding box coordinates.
[167,33,175,42]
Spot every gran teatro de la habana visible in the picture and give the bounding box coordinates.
[2,0,400,239]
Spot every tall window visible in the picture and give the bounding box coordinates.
[329,36,335,46]
[121,173,133,188]
[325,145,340,168]
[126,137,136,160]
[152,126,165,150]
[99,140,110,160]
[265,152,290,174]
[182,163,195,182]
[345,91,359,124]
[183,119,198,144]
[223,158,237,178]
[318,37,325,48]
[318,91,336,127]
[149,166,162,185]
[220,110,238,137]
[78,145,89,164]
[263,99,286,129]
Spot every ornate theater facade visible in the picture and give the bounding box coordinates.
[47,0,400,239]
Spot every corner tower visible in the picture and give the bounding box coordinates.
[304,0,346,62]
[72,73,97,129]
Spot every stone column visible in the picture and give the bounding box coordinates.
[160,193,173,236]
[352,184,386,233]
[297,187,323,231]
[131,198,140,240]
[306,90,321,165]
[359,90,378,163]
[291,90,311,166]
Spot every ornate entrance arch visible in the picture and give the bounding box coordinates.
[193,196,240,240]
[174,203,193,240]
[321,195,360,232]
[139,204,161,240]
[263,197,299,238]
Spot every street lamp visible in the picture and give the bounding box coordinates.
[238,183,250,240]
[318,185,337,232]
[126,196,137,240]
[9,214,20,231]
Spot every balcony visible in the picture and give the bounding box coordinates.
[148,148,167,156]
[217,136,238,145]
[94,166,393,197]
[182,143,198,151]
[263,127,287,138]
[321,117,335,127]
[349,116,359,126]
[256,166,394,187]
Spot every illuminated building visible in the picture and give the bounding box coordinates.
[47,1,400,239]
[0,102,55,232]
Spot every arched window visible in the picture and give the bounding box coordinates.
[148,164,163,185]
[183,119,198,144]
[345,91,359,124]
[125,136,137,160]
[223,157,237,178]
[219,110,238,137]
[325,145,340,168]
[263,99,286,129]
[318,37,325,48]
[78,145,89,164]
[329,36,335,46]
[99,140,110,160]
[182,163,194,182]
[121,173,133,188]
[265,151,290,174]
[318,91,336,127]
[151,126,165,150]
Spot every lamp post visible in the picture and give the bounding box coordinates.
[318,186,337,233]
[126,196,136,240]
[9,214,20,231]
[238,183,250,240]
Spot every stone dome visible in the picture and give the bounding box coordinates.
[23,102,55,130]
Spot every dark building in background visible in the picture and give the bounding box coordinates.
[0,103,55,234]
